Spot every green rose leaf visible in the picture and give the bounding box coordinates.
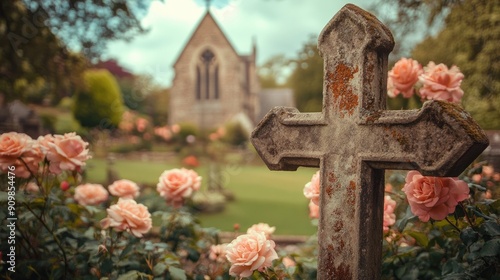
[168,266,187,280]
[479,239,500,257]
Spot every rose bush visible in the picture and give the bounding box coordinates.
[101,198,152,238]
[108,179,140,199]
[387,58,423,98]
[44,132,91,174]
[387,58,465,106]
[247,222,276,239]
[402,170,470,222]
[74,183,109,206]
[303,170,320,205]
[419,62,464,103]
[157,168,201,208]
[225,231,278,278]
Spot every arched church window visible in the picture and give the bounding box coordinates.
[196,49,219,100]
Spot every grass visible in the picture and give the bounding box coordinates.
[85,157,318,235]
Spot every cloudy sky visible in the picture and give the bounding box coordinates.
[105,0,374,88]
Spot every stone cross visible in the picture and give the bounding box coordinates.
[251,4,489,280]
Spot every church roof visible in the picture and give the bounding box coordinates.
[173,11,240,67]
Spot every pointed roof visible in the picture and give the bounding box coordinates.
[173,11,239,67]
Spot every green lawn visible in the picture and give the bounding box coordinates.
[85,158,318,235]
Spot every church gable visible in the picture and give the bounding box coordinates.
[173,12,239,68]
[170,11,259,130]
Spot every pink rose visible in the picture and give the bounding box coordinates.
[303,170,320,205]
[0,133,45,178]
[247,223,276,239]
[209,244,228,263]
[157,168,201,208]
[21,182,40,194]
[100,198,152,238]
[309,200,320,219]
[472,174,482,183]
[482,166,494,177]
[388,58,423,98]
[45,133,91,174]
[419,62,464,103]
[282,257,296,268]
[0,132,34,177]
[402,171,469,222]
[74,183,109,206]
[108,179,140,199]
[383,195,397,233]
[226,231,278,278]
[15,144,44,178]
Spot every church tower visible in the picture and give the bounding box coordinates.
[169,7,260,131]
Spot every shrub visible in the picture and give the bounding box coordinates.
[73,69,124,128]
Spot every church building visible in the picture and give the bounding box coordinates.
[169,9,260,131]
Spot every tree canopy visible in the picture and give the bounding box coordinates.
[411,0,500,129]
[286,36,323,112]
[0,0,154,103]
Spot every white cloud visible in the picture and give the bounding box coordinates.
[105,0,374,87]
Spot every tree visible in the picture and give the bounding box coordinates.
[143,86,170,127]
[0,0,87,103]
[369,0,457,58]
[73,69,124,128]
[0,0,154,103]
[411,0,500,129]
[286,36,324,112]
[258,54,290,88]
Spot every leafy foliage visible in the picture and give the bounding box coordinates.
[0,0,87,103]
[73,69,125,128]
[411,0,500,129]
[286,36,324,112]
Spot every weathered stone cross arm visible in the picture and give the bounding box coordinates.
[251,3,489,280]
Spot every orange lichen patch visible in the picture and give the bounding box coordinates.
[333,220,344,232]
[327,64,359,118]
[347,181,356,206]
[365,110,383,124]
[326,185,334,197]
[328,171,338,183]
[391,130,408,146]
[333,263,353,280]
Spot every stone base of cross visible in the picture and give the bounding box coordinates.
[251,4,489,280]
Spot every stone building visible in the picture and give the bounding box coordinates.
[170,10,260,130]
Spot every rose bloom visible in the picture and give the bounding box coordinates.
[383,195,397,233]
[108,179,140,199]
[21,182,40,194]
[0,132,33,173]
[74,183,109,206]
[247,223,276,239]
[1,133,45,178]
[209,244,228,263]
[304,170,320,205]
[402,170,469,222]
[419,62,464,103]
[45,133,91,174]
[282,257,296,268]
[388,58,423,98]
[482,166,494,177]
[101,198,152,238]
[226,231,278,278]
[472,174,482,183]
[6,143,44,178]
[385,183,393,193]
[309,200,320,219]
[157,168,201,208]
